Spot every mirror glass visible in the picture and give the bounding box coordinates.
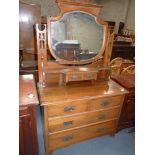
[50,11,104,61]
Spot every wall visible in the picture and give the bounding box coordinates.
[20,0,135,33]
[125,0,135,31]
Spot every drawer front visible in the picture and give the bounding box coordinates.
[48,107,120,133]
[47,95,123,117]
[68,74,83,81]
[47,100,88,117]
[83,73,97,80]
[90,95,122,111]
[48,120,117,151]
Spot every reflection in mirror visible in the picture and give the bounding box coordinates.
[50,11,104,61]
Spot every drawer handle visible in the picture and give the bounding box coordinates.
[99,113,107,120]
[97,127,106,132]
[64,106,75,112]
[63,135,73,141]
[101,100,110,107]
[64,121,73,126]
[72,75,78,80]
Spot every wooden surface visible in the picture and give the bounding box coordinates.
[19,1,41,84]
[48,120,117,151]
[19,1,41,57]
[38,79,128,155]
[111,74,135,130]
[39,79,128,106]
[19,74,39,155]
[47,95,122,117]
[19,74,39,106]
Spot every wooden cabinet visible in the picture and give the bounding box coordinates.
[111,43,135,61]
[111,74,135,130]
[19,1,41,83]
[19,74,39,155]
[19,1,41,59]
[39,79,128,155]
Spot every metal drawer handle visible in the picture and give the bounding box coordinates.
[97,127,106,132]
[99,113,107,120]
[64,121,73,126]
[64,106,75,112]
[101,100,110,107]
[63,135,73,141]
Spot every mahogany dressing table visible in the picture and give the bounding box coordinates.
[35,0,128,154]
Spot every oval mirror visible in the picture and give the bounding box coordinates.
[48,11,107,64]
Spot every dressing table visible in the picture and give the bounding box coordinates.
[35,0,128,155]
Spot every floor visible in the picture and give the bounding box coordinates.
[36,106,135,155]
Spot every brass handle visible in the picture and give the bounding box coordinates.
[99,113,107,120]
[97,127,106,132]
[63,135,73,141]
[101,100,110,107]
[64,106,75,112]
[64,121,73,126]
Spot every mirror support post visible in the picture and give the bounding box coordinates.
[104,25,115,66]
[35,24,47,87]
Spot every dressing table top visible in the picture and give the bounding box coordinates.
[38,79,128,106]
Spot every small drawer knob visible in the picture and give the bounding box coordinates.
[99,113,107,120]
[101,100,110,107]
[63,135,73,141]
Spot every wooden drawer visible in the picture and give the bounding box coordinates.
[47,100,88,117]
[89,95,122,111]
[68,74,83,81]
[48,106,120,133]
[48,120,117,151]
[47,95,122,117]
[83,73,97,80]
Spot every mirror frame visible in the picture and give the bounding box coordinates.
[47,0,108,65]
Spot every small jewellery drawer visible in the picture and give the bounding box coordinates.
[90,95,122,111]
[83,73,97,80]
[48,120,117,151]
[48,107,120,133]
[68,74,83,81]
[47,100,88,117]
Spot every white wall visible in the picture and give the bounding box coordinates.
[125,0,135,31]
[98,0,134,33]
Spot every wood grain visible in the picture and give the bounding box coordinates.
[48,107,120,133]
[48,120,117,151]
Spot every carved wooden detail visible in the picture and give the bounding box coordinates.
[36,24,47,86]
